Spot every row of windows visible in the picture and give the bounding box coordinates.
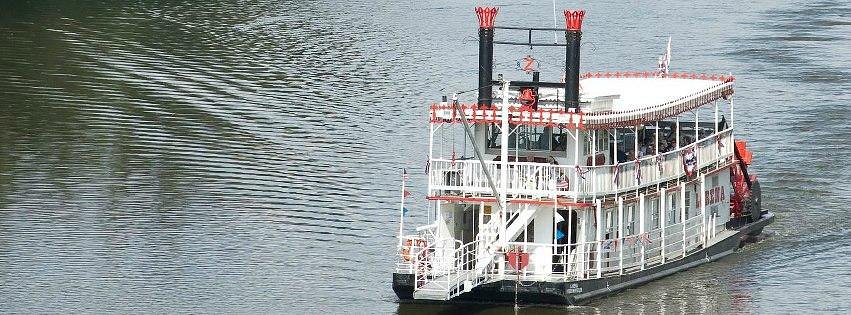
[601,188,706,236]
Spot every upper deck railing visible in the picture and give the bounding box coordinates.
[428,129,733,199]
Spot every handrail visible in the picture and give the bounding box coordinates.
[429,128,733,198]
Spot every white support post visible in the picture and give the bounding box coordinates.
[499,82,510,239]
[592,130,597,197]
[714,101,719,134]
[573,129,580,198]
[655,121,660,184]
[639,193,646,269]
[700,174,707,247]
[660,189,667,263]
[681,183,687,258]
[634,125,639,157]
[729,97,735,147]
[634,126,639,188]
[567,206,573,274]
[398,171,406,249]
[730,97,734,128]
[695,108,699,146]
[428,124,435,224]
[595,199,602,278]
[618,196,624,275]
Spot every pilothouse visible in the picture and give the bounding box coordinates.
[392,6,773,305]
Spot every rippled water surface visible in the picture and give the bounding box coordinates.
[1,0,849,314]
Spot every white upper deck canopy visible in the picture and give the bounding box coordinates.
[579,77,722,111]
[433,72,734,129]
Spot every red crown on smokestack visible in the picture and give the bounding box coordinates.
[564,10,585,31]
[475,7,499,29]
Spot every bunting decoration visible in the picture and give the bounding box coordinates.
[634,158,642,184]
[716,134,725,154]
[656,154,664,174]
[640,232,652,245]
[575,165,589,180]
[612,163,621,187]
[602,239,619,251]
[626,235,637,247]
[556,176,570,190]
[682,147,697,177]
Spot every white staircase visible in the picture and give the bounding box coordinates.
[412,205,539,301]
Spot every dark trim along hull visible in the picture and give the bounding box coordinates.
[393,211,774,305]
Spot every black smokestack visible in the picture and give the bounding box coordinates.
[476,7,498,108]
[564,10,585,111]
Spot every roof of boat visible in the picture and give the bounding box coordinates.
[579,77,727,111]
[436,71,736,130]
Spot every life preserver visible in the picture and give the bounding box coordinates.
[400,239,428,262]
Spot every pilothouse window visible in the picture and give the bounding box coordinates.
[488,124,551,151]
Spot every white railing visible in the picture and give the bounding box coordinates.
[442,214,711,282]
[429,129,733,198]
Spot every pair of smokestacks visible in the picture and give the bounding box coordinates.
[475,7,585,111]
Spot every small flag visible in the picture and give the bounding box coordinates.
[403,207,409,215]
[402,168,410,181]
[556,177,569,190]
[403,190,412,198]
[657,37,671,76]
[656,155,663,174]
[555,229,566,240]
[555,212,565,223]
[425,157,430,174]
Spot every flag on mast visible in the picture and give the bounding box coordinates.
[658,37,671,76]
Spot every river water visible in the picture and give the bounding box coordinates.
[0,0,848,314]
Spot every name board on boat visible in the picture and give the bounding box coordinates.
[703,186,726,205]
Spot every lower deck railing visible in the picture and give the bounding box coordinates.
[397,214,712,286]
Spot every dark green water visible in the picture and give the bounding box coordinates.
[1,0,849,313]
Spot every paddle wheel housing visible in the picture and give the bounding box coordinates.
[730,140,756,218]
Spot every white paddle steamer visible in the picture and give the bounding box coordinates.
[392,7,773,304]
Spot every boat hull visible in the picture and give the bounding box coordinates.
[393,211,774,305]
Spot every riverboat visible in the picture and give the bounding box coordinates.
[392,7,773,305]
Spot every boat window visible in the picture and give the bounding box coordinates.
[649,198,660,229]
[584,130,609,162]
[626,205,636,235]
[668,194,678,224]
[551,127,569,151]
[487,124,552,151]
[605,208,616,239]
[684,191,692,219]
